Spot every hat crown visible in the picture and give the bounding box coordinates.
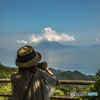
[17,45,33,56]
[16,45,41,68]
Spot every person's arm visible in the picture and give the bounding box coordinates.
[41,62,56,78]
[41,62,60,85]
[46,68,57,79]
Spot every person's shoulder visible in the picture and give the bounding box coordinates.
[37,69,56,79]
[38,69,58,83]
[38,69,49,74]
[38,69,45,72]
[11,73,18,77]
[37,69,49,76]
[11,73,18,81]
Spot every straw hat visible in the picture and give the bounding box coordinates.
[15,45,41,68]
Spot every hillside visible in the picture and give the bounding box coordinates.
[91,45,100,48]
[0,63,18,78]
[0,48,5,51]
[56,70,94,81]
[0,63,94,81]
[49,68,94,81]
[49,67,62,75]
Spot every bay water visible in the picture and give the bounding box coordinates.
[0,47,100,75]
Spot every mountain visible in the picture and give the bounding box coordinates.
[0,48,5,51]
[49,67,62,75]
[34,41,78,50]
[91,45,100,48]
[49,68,94,81]
[0,64,94,81]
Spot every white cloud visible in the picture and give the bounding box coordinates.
[17,40,28,44]
[42,27,75,42]
[16,27,75,44]
[28,34,43,43]
[95,38,99,42]
[17,35,43,44]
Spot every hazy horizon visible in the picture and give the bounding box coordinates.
[0,0,100,76]
[0,0,100,50]
[0,46,100,76]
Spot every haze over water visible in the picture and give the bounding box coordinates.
[40,47,100,75]
[0,47,100,76]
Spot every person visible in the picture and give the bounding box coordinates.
[11,45,59,100]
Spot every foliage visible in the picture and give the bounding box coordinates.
[0,63,99,100]
[0,83,12,100]
[49,68,62,75]
[56,84,88,96]
[49,68,94,81]
[0,63,18,100]
[54,89,64,96]
[80,70,100,100]
[56,70,94,80]
[0,63,18,79]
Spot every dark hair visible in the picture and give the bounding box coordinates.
[18,65,37,74]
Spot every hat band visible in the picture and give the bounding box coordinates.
[16,50,36,63]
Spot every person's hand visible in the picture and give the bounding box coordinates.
[41,62,48,71]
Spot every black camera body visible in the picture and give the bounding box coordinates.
[37,62,47,69]
[37,63,42,69]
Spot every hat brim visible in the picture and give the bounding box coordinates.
[15,52,41,68]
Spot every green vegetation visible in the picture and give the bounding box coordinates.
[54,89,64,96]
[49,67,94,80]
[0,63,99,100]
[55,84,88,96]
[0,63,18,79]
[79,70,100,100]
[49,68,63,75]
[0,63,18,100]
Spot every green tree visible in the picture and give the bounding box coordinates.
[80,70,100,100]
[0,64,18,100]
[54,89,65,96]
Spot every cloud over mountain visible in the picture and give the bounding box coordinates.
[17,27,75,44]
[42,27,75,42]
[28,35,43,43]
[95,38,99,42]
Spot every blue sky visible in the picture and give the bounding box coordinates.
[0,0,100,50]
[0,0,100,73]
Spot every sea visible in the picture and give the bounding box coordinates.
[0,47,100,76]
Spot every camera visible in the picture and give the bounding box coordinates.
[37,63,43,69]
[37,62,47,69]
